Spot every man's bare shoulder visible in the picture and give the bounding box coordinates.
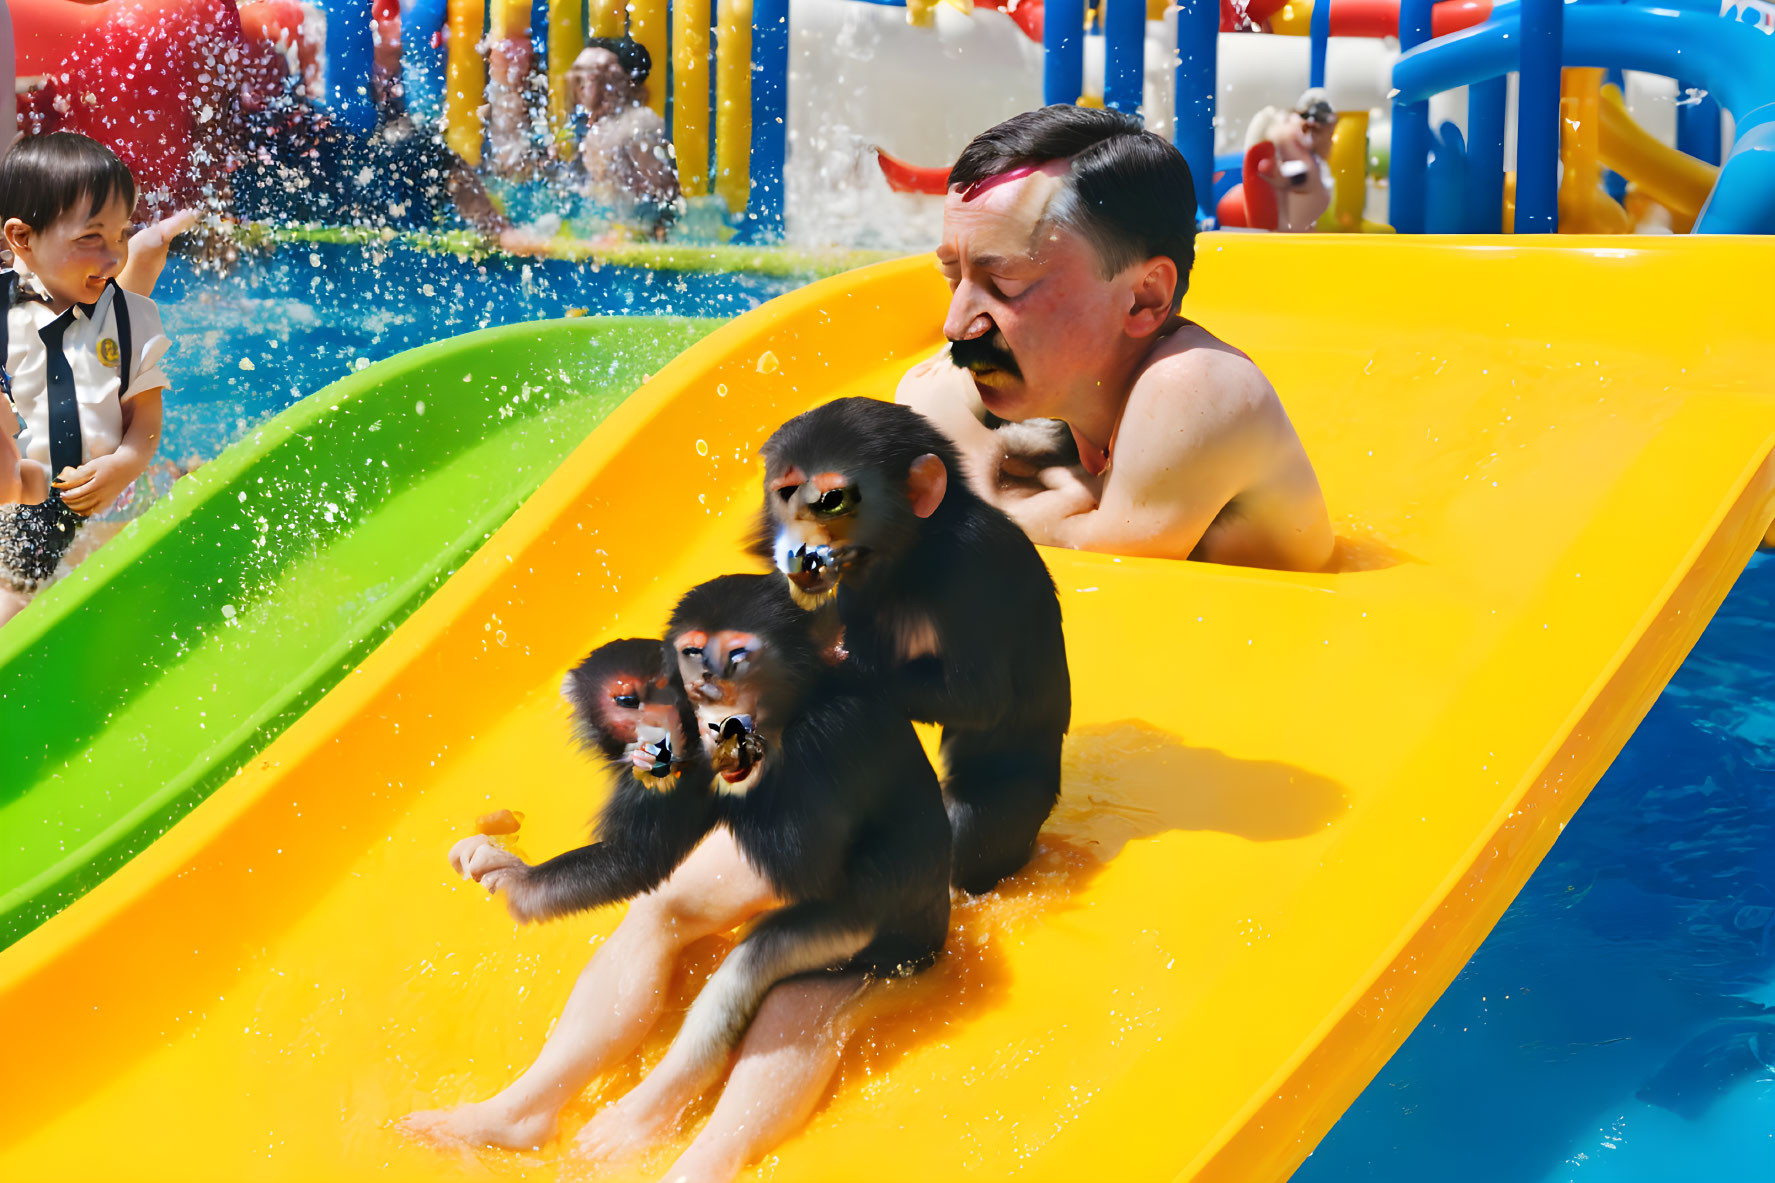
[1118,325,1283,454]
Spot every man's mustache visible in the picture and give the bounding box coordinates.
[948,331,1022,380]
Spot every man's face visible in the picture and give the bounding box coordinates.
[936,164,1130,422]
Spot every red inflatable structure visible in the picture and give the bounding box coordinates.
[876,147,953,195]
[9,0,312,215]
[13,0,252,211]
[1214,141,1280,230]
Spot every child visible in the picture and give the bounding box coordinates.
[0,132,171,624]
[564,39,683,240]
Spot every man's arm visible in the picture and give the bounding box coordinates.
[998,352,1270,559]
[894,353,1011,499]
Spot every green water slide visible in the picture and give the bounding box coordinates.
[0,315,717,948]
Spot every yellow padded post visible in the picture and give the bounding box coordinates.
[1316,111,1393,232]
[673,0,712,196]
[1558,67,1632,234]
[547,0,585,155]
[632,0,669,113]
[443,0,486,165]
[714,0,752,213]
[590,0,625,35]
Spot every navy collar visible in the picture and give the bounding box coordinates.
[43,282,114,327]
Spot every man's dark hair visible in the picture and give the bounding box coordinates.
[949,106,1197,306]
[0,131,137,231]
[586,36,653,84]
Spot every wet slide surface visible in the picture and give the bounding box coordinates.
[0,316,717,946]
[2,237,1773,1182]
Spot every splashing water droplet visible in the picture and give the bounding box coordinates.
[695,439,709,457]
[756,350,779,374]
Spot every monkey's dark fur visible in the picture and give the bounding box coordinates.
[755,397,1072,894]
[504,638,717,923]
[667,574,952,977]
[531,582,950,987]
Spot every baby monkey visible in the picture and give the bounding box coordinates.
[454,575,950,1129]
[448,637,715,923]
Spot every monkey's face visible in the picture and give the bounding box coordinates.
[562,640,695,791]
[617,677,696,790]
[762,464,900,608]
[671,627,784,794]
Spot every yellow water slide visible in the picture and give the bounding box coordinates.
[3,237,1774,1182]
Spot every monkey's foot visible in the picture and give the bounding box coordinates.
[570,1090,683,1169]
[397,1099,557,1153]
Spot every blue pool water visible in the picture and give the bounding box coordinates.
[148,241,795,466]
[1299,550,1775,1183]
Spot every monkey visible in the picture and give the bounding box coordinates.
[952,369,1083,479]
[988,412,1081,477]
[662,572,951,976]
[600,573,951,1116]
[448,637,716,923]
[754,396,1072,895]
[459,576,951,1110]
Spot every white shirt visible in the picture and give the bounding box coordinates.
[3,269,171,470]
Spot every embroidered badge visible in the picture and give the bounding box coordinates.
[97,337,121,368]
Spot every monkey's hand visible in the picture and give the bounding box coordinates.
[447,834,542,922]
[1000,466,1101,545]
[1035,464,1101,508]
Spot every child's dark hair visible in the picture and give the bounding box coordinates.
[585,36,652,83]
[0,132,137,231]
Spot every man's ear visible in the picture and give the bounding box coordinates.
[1125,256,1179,337]
[907,453,948,518]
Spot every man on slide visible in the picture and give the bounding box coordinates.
[900,104,1333,570]
[406,107,1333,1180]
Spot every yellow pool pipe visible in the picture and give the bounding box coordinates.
[547,0,586,155]
[1558,67,1632,233]
[590,0,625,36]
[442,0,485,165]
[1316,110,1393,232]
[714,0,753,213]
[444,0,759,214]
[1598,82,1718,230]
[1270,0,1311,34]
[488,0,527,43]
[673,0,712,196]
[632,0,669,113]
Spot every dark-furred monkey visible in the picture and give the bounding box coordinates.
[756,396,1071,894]
[455,577,951,1107]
